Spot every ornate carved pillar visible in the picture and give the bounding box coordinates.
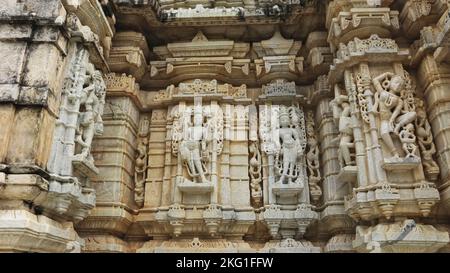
[76,73,144,252]
[415,14,450,253]
[0,0,112,252]
[312,76,356,253]
[327,0,449,252]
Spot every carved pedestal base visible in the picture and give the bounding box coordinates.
[353,220,450,253]
[324,234,355,253]
[337,166,358,182]
[72,155,99,177]
[263,204,318,239]
[0,210,83,253]
[424,167,440,181]
[177,180,214,194]
[272,182,304,199]
[382,157,421,171]
[153,206,255,238]
[260,238,321,253]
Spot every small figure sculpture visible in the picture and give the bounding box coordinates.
[335,94,355,166]
[276,107,302,184]
[305,111,322,201]
[75,68,106,162]
[249,141,262,205]
[415,99,439,178]
[179,109,210,183]
[372,72,417,160]
[135,138,148,206]
[398,124,418,159]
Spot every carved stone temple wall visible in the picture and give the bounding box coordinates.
[1,0,450,253]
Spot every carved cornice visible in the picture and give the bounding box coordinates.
[104,73,144,109]
[329,34,409,84]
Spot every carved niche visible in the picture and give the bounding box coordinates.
[259,104,308,203]
[170,99,223,199]
[45,44,106,222]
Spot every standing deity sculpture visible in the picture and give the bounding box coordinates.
[179,107,211,184]
[275,107,305,184]
[75,66,106,163]
[372,72,417,161]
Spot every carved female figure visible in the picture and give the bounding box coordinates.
[277,108,302,184]
[372,72,417,159]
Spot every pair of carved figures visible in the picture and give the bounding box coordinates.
[333,71,439,178]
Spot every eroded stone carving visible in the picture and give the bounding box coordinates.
[415,98,440,180]
[249,141,263,206]
[305,111,322,201]
[74,69,106,165]
[135,116,150,207]
[331,85,355,168]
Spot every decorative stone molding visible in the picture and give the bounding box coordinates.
[353,220,449,253]
[153,79,248,102]
[328,7,399,48]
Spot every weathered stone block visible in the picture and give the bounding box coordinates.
[0,41,27,84]
[22,43,62,91]
[0,24,32,40]
[0,104,15,163]
[6,107,55,168]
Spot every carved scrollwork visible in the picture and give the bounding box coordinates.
[415,98,440,180]
[249,141,263,206]
[305,111,322,202]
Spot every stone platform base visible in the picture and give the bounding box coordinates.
[324,234,355,253]
[0,210,83,253]
[353,220,450,253]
